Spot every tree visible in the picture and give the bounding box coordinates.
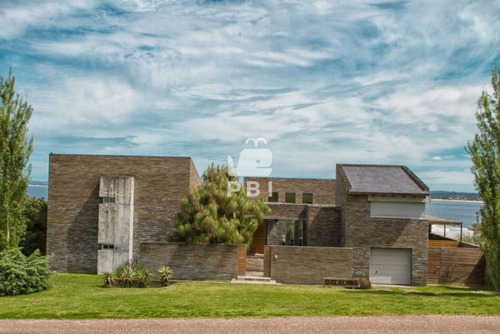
[174,164,270,246]
[20,196,47,256]
[466,67,500,290]
[0,69,33,251]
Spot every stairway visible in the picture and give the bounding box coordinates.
[232,253,278,284]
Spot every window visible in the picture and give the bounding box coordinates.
[285,192,296,203]
[102,197,116,203]
[302,193,313,204]
[100,244,114,250]
[268,192,279,202]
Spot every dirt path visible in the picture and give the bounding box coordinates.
[1,316,500,334]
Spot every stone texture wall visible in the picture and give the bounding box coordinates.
[342,194,428,286]
[335,165,348,246]
[189,159,202,188]
[245,177,335,205]
[264,245,353,284]
[140,242,243,280]
[47,154,198,273]
[307,206,342,247]
[264,203,341,247]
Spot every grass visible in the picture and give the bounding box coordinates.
[0,273,499,319]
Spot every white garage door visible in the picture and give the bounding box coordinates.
[369,248,412,285]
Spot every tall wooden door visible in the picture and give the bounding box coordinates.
[250,222,267,254]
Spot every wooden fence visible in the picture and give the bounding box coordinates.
[428,247,485,286]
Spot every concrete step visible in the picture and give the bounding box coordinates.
[231,275,278,285]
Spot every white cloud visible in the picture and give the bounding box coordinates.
[0,0,97,39]
[0,0,497,190]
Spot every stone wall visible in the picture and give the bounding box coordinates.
[263,245,353,284]
[47,154,199,273]
[342,194,428,286]
[245,177,336,205]
[307,206,342,247]
[335,165,348,246]
[264,203,341,247]
[140,242,244,280]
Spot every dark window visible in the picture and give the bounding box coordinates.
[285,192,296,203]
[268,192,279,202]
[102,197,116,203]
[302,193,313,204]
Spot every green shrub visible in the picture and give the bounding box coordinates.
[158,265,174,286]
[0,248,50,296]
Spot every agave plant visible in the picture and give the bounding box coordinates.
[118,265,134,287]
[114,264,126,278]
[158,265,174,286]
[103,272,114,287]
[132,265,153,288]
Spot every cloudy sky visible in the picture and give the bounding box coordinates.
[1,0,499,191]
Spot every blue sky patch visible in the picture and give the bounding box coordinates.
[0,0,499,192]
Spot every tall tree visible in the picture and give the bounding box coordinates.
[466,67,500,290]
[174,164,270,246]
[20,196,47,256]
[0,69,33,250]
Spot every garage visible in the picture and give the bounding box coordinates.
[369,248,412,285]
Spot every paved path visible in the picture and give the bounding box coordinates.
[1,316,500,334]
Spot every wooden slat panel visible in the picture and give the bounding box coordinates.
[428,240,460,248]
[237,245,246,276]
[428,247,485,286]
[250,223,267,254]
[427,248,441,284]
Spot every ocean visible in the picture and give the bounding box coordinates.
[28,184,49,199]
[28,185,482,228]
[425,199,482,229]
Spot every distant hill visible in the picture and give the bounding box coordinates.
[430,191,481,201]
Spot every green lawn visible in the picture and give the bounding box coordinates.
[0,274,499,319]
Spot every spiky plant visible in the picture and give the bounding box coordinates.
[103,272,114,287]
[158,265,174,286]
[132,265,153,288]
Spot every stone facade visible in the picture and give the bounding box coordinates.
[307,206,342,247]
[47,155,431,286]
[140,242,244,280]
[264,245,353,284]
[47,154,201,273]
[335,165,428,286]
[262,204,341,248]
[245,177,335,205]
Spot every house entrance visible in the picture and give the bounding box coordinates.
[250,221,267,254]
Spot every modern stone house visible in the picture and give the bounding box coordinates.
[247,165,429,286]
[47,154,433,285]
[47,154,201,273]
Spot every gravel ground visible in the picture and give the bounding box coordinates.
[1,316,500,334]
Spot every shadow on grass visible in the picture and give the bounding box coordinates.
[339,286,497,298]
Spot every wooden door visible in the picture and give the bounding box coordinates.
[250,222,267,254]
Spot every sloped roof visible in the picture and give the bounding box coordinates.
[338,164,429,196]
